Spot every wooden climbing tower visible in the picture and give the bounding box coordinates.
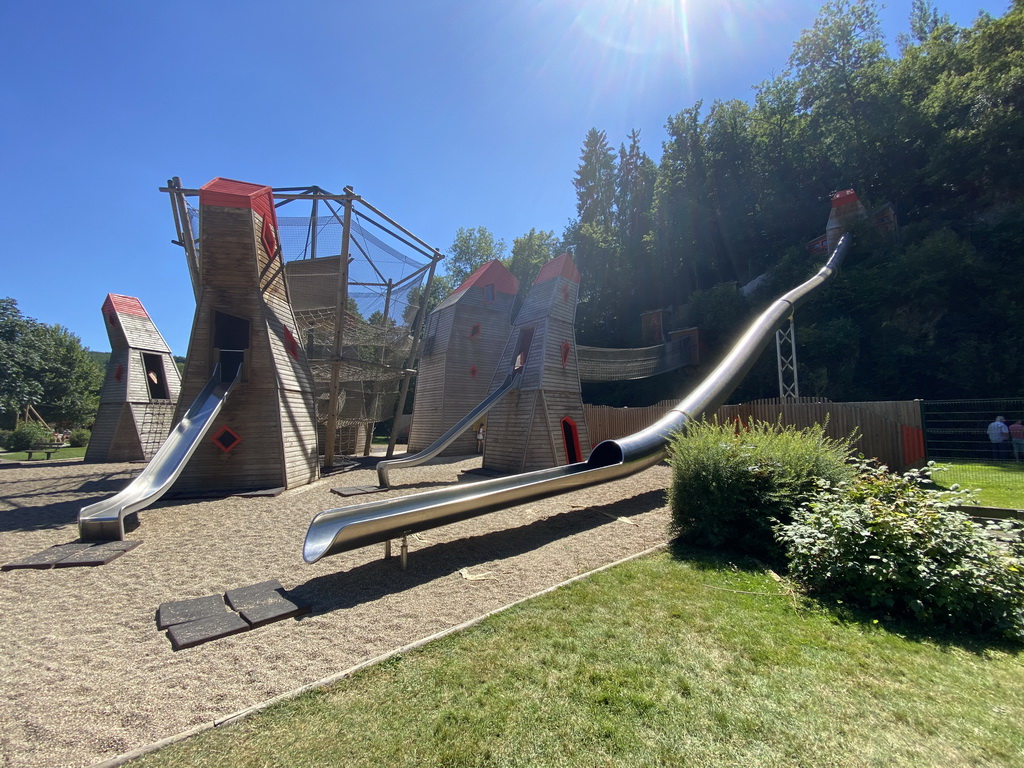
[483,253,591,473]
[86,294,182,462]
[171,178,319,494]
[408,260,519,456]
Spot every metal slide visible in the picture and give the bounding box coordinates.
[78,365,241,541]
[376,369,523,488]
[303,237,850,564]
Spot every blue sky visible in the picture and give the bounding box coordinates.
[0,0,1007,355]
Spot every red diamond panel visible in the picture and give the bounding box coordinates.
[212,425,242,454]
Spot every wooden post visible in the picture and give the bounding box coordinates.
[323,188,354,469]
[362,279,395,457]
[310,197,318,261]
[167,177,201,302]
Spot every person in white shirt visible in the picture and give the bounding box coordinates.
[987,415,1010,460]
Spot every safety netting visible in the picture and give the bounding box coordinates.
[187,196,436,428]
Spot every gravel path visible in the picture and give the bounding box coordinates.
[0,453,672,768]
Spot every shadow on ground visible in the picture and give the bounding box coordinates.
[292,488,667,615]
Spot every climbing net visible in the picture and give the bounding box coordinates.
[184,187,440,427]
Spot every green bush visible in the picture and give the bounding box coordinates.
[778,461,1024,641]
[667,418,856,562]
[7,423,54,452]
[0,429,11,450]
[69,428,90,447]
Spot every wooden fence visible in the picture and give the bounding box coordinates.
[583,397,925,471]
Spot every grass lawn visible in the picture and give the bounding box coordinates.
[0,445,87,461]
[932,461,1024,509]
[133,547,1024,768]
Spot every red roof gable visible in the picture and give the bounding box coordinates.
[831,189,860,208]
[102,293,149,319]
[451,259,520,296]
[534,252,580,285]
[199,177,277,229]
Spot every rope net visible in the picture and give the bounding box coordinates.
[188,200,432,427]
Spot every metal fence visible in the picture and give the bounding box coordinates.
[920,399,1024,500]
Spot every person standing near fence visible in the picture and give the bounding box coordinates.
[987,415,1011,460]
[1010,419,1024,462]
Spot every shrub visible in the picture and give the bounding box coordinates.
[0,429,11,450]
[778,461,1024,641]
[7,423,55,452]
[667,418,856,562]
[69,428,91,447]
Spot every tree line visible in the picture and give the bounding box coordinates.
[0,297,101,429]
[4,0,1021,429]
[441,0,1024,404]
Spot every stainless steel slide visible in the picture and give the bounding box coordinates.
[78,365,240,541]
[303,237,850,564]
[376,369,523,488]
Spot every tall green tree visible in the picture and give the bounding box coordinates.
[788,0,890,193]
[655,103,719,296]
[34,324,102,427]
[443,227,508,290]
[568,128,630,344]
[0,298,45,420]
[573,128,617,228]
[0,298,101,427]
[899,0,951,49]
[507,228,560,289]
[614,130,659,316]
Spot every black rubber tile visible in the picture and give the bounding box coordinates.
[156,594,228,629]
[234,487,285,497]
[54,540,142,568]
[330,485,385,496]
[224,580,284,612]
[2,543,94,571]
[95,539,143,551]
[167,612,251,650]
[237,592,311,628]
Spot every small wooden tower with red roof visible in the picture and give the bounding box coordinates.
[408,260,519,455]
[171,177,319,494]
[483,253,591,473]
[86,294,182,462]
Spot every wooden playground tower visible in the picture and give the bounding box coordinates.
[483,253,591,473]
[168,178,319,493]
[408,260,519,456]
[163,178,443,472]
[86,294,182,462]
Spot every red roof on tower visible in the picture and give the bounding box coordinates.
[451,259,520,296]
[534,252,580,285]
[199,177,277,229]
[102,294,149,319]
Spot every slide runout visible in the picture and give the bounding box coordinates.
[78,365,240,541]
[304,237,850,564]
[377,369,522,488]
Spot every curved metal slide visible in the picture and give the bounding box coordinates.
[376,369,523,488]
[78,365,241,542]
[303,236,850,564]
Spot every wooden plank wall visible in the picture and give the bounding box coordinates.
[171,203,319,493]
[407,310,448,451]
[584,398,923,471]
[255,211,319,486]
[440,289,515,455]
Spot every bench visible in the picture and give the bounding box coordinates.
[26,443,67,460]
